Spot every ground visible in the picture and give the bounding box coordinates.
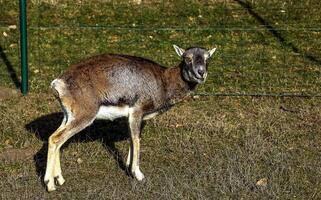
[0,0,321,199]
[1,94,321,199]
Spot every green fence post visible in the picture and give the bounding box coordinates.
[19,0,28,95]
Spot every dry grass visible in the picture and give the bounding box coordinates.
[0,91,321,199]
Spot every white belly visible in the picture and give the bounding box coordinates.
[96,105,159,121]
[96,105,129,121]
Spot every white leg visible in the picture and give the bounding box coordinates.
[44,117,93,192]
[44,139,57,192]
[53,115,66,185]
[44,114,67,191]
[128,108,145,181]
[53,151,65,186]
[131,137,144,181]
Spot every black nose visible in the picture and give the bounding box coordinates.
[198,68,205,76]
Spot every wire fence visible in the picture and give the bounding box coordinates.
[1,0,321,97]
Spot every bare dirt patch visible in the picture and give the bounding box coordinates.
[0,147,34,162]
[0,86,19,101]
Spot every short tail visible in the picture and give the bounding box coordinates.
[51,79,67,98]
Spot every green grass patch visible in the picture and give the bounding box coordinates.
[0,0,321,94]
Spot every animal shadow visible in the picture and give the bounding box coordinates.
[0,46,21,88]
[25,112,138,184]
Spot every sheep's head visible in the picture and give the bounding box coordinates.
[173,45,216,84]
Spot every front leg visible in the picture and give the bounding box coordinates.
[128,107,145,181]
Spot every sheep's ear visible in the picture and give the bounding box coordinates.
[208,47,217,58]
[173,44,185,57]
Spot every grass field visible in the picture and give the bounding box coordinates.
[1,0,321,199]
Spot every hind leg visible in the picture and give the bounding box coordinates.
[51,106,68,186]
[44,94,97,192]
[44,116,94,192]
[53,151,65,186]
[50,117,67,187]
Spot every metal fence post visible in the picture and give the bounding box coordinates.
[19,0,28,95]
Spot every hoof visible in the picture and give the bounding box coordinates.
[45,179,56,192]
[133,168,145,181]
[55,175,65,186]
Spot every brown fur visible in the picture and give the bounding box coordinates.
[44,46,216,192]
[56,54,196,117]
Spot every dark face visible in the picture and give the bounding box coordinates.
[173,45,216,84]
